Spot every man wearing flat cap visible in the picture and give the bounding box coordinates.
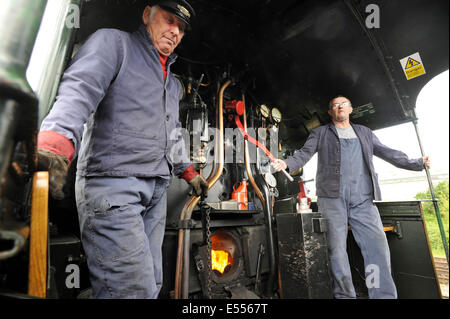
[37,0,207,298]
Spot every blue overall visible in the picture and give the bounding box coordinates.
[40,25,193,298]
[75,175,169,298]
[317,134,397,299]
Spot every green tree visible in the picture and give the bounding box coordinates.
[415,180,449,257]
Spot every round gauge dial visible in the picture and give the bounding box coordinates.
[271,107,282,123]
[260,104,270,118]
[263,173,277,188]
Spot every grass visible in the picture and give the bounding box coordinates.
[423,209,449,258]
[416,180,449,258]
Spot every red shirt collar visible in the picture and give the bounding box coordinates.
[159,55,168,80]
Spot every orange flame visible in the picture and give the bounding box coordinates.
[211,250,233,274]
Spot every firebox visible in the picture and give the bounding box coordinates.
[159,224,271,299]
[194,229,249,298]
[210,232,243,282]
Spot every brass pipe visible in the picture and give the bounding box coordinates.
[173,227,184,298]
[174,80,231,299]
[242,94,265,207]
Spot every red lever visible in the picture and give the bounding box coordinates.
[233,102,294,182]
[235,115,275,161]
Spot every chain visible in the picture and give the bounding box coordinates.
[205,203,212,299]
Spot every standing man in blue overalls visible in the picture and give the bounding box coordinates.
[272,95,431,299]
[36,0,208,298]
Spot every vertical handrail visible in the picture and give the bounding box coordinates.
[412,120,449,265]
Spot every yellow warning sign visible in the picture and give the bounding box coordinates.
[400,52,426,80]
[405,57,420,69]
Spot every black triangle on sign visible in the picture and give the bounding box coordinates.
[405,57,421,69]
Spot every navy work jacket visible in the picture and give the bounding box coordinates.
[284,122,424,200]
[40,25,190,178]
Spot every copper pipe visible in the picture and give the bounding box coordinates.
[174,80,231,299]
[174,228,184,298]
[242,94,265,207]
[204,79,229,187]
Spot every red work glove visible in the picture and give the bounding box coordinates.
[181,165,208,198]
[37,131,75,200]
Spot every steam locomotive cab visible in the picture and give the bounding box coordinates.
[0,0,447,299]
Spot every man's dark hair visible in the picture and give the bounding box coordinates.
[328,95,351,110]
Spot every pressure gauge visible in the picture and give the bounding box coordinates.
[271,107,282,123]
[260,104,270,118]
[263,173,277,188]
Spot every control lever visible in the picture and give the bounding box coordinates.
[279,167,294,182]
[234,113,294,182]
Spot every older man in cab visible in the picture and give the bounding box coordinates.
[37,0,207,298]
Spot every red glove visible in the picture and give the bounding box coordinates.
[181,165,208,197]
[38,131,75,164]
[37,131,75,200]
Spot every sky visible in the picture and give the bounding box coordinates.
[375,70,449,177]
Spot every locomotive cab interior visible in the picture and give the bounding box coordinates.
[0,0,448,299]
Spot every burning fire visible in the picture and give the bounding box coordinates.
[211,249,233,274]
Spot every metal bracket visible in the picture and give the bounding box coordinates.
[392,221,403,239]
[384,221,403,239]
